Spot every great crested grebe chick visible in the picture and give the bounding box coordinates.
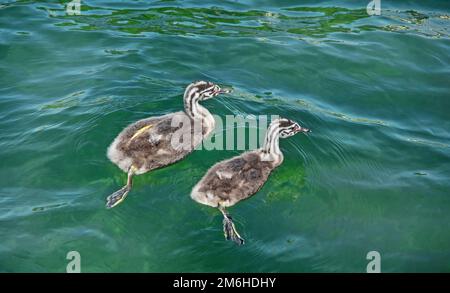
[106,81,231,208]
[191,118,310,245]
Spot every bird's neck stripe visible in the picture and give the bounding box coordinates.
[263,123,281,155]
[184,87,203,118]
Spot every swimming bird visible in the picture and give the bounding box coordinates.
[191,118,310,245]
[106,81,231,208]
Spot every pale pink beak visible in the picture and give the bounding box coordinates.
[294,123,311,134]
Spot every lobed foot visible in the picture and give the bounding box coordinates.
[106,186,130,209]
[223,215,245,245]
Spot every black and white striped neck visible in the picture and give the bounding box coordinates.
[262,122,282,157]
[184,86,206,119]
[183,85,215,132]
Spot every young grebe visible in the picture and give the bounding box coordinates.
[191,118,310,245]
[106,81,231,208]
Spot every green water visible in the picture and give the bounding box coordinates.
[1,0,450,272]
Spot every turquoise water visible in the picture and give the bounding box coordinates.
[1,0,449,272]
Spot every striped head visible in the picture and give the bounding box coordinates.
[184,81,231,102]
[262,117,310,157]
[274,118,310,138]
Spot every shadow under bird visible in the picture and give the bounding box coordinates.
[106,81,231,208]
[191,118,310,245]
